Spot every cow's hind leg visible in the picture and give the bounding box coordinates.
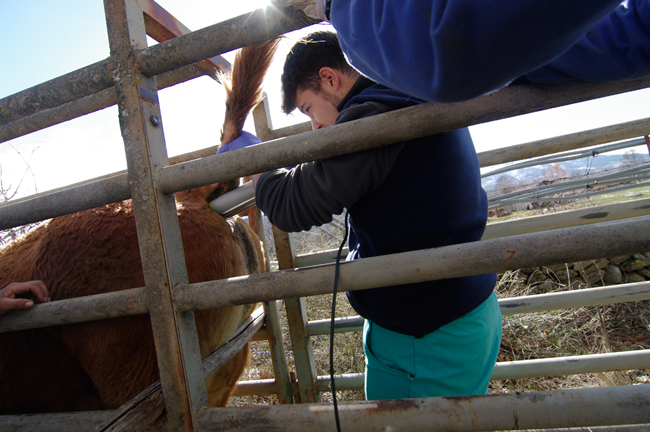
[205,343,250,407]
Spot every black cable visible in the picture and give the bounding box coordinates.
[330,209,349,432]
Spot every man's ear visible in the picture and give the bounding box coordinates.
[318,67,340,90]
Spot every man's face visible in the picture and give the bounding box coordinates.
[295,86,340,130]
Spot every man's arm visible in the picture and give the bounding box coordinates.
[521,0,650,87]
[255,141,404,232]
[331,0,623,103]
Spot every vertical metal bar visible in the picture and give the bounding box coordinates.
[262,301,294,404]
[252,96,295,404]
[103,1,207,430]
[272,226,321,403]
[258,91,321,403]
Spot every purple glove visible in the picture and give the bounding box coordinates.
[217,131,261,154]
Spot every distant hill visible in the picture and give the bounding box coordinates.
[482,152,649,191]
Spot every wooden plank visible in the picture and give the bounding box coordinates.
[92,307,265,432]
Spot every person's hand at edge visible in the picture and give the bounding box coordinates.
[0,281,50,316]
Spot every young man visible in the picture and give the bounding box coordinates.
[253,31,501,400]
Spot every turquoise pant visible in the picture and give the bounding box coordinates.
[363,292,502,400]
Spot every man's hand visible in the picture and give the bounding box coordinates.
[0,281,50,316]
[217,131,262,154]
[270,0,329,22]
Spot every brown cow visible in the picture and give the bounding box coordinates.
[0,183,264,414]
[0,38,280,415]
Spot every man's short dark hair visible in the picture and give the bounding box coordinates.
[281,31,357,114]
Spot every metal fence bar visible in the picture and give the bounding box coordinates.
[294,196,650,267]
[3,216,648,334]
[481,136,648,178]
[490,350,650,380]
[175,216,650,311]
[306,281,650,336]
[157,76,650,194]
[0,0,230,145]
[3,78,650,231]
[272,225,320,404]
[252,97,294,404]
[0,7,312,127]
[0,287,148,333]
[198,385,650,432]
[235,346,650,395]
[0,63,215,145]
[104,1,207,428]
[478,117,650,168]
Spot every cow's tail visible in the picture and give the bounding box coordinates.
[219,38,281,145]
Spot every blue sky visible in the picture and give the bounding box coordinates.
[2,0,650,198]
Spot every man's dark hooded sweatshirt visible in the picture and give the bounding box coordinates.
[255,76,496,337]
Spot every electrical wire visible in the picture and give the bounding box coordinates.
[330,209,349,432]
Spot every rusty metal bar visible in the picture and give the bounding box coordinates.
[478,117,650,168]
[174,216,650,311]
[198,385,650,432]
[157,76,650,195]
[0,6,311,127]
[104,0,207,429]
[3,78,650,231]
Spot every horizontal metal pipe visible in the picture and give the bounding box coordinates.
[296,197,650,268]
[478,117,650,168]
[490,180,650,209]
[0,58,114,127]
[198,385,650,431]
[0,7,311,127]
[491,350,650,381]
[483,197,650,240]
[235,348,650,397]
[481,136,648,177]
[0,173,131,231]
[157,77,650,194]
[0,62,216,144]
[3,78,650,231]
[234,373,364,397]
[138,7,314,78]
[0,287,148,333]
[305,282,650,336]
[0,411,114,432]
[174,217,650,311]
[4,224,648,334]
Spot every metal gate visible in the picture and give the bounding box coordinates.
[1,1,649,431]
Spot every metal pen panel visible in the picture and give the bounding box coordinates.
[103,0,207,429]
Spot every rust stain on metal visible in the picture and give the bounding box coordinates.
[369,399,419,413]
[503,250,516,262]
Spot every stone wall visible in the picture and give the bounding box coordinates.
[517,253,650,291]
